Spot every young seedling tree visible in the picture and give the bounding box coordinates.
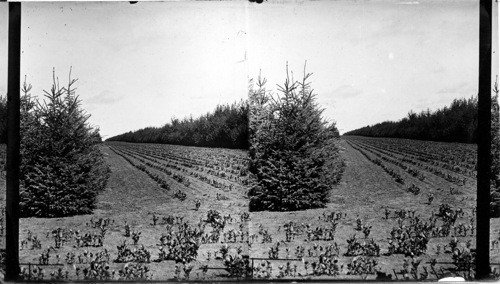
[248,63,344,211]
[19,69,110,217]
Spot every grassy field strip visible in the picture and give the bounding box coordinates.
[345,139,475,220]
[354,137,476,172]
[347,139,474,196]
[109,145,246,207]
[346,137,476,194]
[112,143,249,187]
[115,145,248,189]
[346,137,475,180]
[109,145,247,199]
[356,138,476,179]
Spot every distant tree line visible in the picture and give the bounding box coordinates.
[107,101,248,149]
[344,97,478,143]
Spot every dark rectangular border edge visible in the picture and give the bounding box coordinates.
[6,1,21,281]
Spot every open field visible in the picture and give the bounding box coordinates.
[1,138,499,280]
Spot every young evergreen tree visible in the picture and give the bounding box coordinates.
[491,77,500,217]
[248,65,344,211]
[20,70,110,217]
[492,78,500,187]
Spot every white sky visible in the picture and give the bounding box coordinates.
[247,0,480,133]
[0,0,496,137]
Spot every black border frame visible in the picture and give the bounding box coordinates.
[477,0,493,280]
[6,1,21,281]
[3,0,495,281]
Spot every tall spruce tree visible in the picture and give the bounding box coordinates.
[248,65,344,211]
[20,71,110,217]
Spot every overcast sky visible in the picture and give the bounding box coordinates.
[0,0,495,137]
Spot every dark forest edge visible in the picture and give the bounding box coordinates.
[106,101,248,150]
[344,96,479,144]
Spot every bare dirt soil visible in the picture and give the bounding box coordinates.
[4,138,499,280]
